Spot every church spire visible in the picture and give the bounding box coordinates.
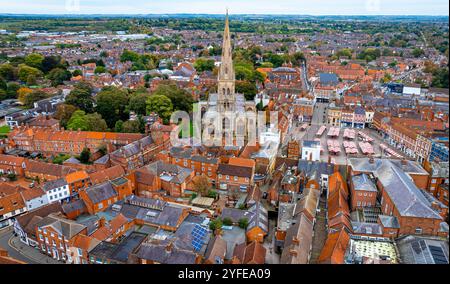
[218,9,234,83]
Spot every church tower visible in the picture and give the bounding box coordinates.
[217,9,236,112]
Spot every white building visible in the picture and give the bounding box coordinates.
[21,187,49,211]
[403,84,421,96]
[42,178,70,204]
[301,140,321,161]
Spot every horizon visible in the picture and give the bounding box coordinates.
[0,0,448,16]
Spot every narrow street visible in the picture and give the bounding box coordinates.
[0,227,61,264]
[309,195,327,264]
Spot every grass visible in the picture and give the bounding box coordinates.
[0,125,10,134]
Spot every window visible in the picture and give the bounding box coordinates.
[234,176,238,181]
[226,175,229,180]
[218,174,222,178]
[415,228,423,235]
[98,203,104,209]
[39,234,43,241]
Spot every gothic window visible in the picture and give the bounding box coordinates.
[227,88,230,95]
[222,88,225,95]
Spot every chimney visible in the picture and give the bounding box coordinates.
[165,242,173,253]
[401,158,407,166]
[431,201,440,211]
[98,217,107,228]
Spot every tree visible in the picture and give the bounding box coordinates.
[128,92,149,115]
[152,83,193,112]
[41,55,66,73]
[115,120,124,132]
[6,82,20,99]
[223,217,233,226]
[431,68,449,88]
[54,104,78,128]
[146,94,173,124]
[95,86,129,128]
[17,87,33,105]
[120,49,140,62]
[67,110,89,131]
[192,175,210,196]
[412,48,425,58]
[209,218,223,233]
[194,58,215,72]
[47,68,71,86]
[65,82,94,113]
[238,218,249,229]
[94,66,107,74]
[0,63,16,81]
[122,120,141,133]
[18,64,42,82]
[72,69,82,77]
[67,110,108,131]
[79,148,91,164]
[236,81,257,101]
[85,113,108,132]
[23,90,47,108]
[24,53,44,70]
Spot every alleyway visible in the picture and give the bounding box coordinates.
[309,195,328,264]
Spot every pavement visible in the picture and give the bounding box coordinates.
[0,227,61,264]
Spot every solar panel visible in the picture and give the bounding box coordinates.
[191,224,208,252]
[429,245,448,264]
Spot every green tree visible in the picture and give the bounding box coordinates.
[223,217,233,226]
[115,120,124,132]
[95,86,129,128]
[152,83,193,112]
[54,104,78,128]
[65,82,94,113]
[146,94,173,124]
[41,55,66,73]
[24,53,44,70]
[0,63,16,81]
[236,81,257,101]
[128,92,149,115]
[47,68,71,86]
[23,90,47,108]
[412,48,425,58]
[122,120,141,133]
[67,110,89,131]
[72,69,82,77]
[209,218,223,233]
[238,218,249,229]
[79,148,91,164]
[85,113,108,131]
[18,64,42,82]
[94,66,107,74]
[194,58,215,72]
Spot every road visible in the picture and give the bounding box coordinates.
[311,102,328,126]
[0,227,60,264]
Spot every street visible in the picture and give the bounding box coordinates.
[0,227,61,264]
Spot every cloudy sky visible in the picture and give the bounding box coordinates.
[0,0,448,15]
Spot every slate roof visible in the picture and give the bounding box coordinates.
[85,182,118,204]
[36,213,86,240]
[247,202,269,233]
[351,221,383,235]
[280,212,314,264]
[351,174,377,192]
[217,164,253,178]
[144,161,193,184]
[297,160,335,182]
[374,162,442,220]
[135,241,197,264]
[348,158,428,175]
[15,202,63,236]
[378,215,400,229]
[319,73,339,85]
